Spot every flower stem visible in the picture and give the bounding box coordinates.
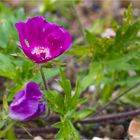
[40,66,48,90]
[72,0,86,41]
[39,65,51,119]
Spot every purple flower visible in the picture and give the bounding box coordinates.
[9,82,46,121]
[15,16,72,63]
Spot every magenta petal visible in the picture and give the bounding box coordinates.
[9,99,39,121]
[25,102,46,121]
[37,102,46,114]
[47,27,72,58]
[13,90,25,104]
[15,16,72,63]
[15,22,29,49]
[9,90,25,110]
[25,82,42,99]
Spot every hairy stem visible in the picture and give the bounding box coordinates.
[40,66,48,90]
[39,65,51,119]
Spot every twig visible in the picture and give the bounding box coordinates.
[14,109,140,135]
[15,127,58,134]
[79,109,140,124]
[93,81,140,116]
[14,115,59,135]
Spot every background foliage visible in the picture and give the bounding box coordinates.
[0,0,140,139]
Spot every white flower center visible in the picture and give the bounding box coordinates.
[32,47,50,58]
